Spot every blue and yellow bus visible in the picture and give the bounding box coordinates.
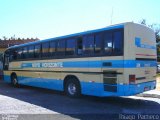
[3,22,157,97]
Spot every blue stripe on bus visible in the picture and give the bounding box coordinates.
[3,75,156,97]
[81,80,156,96]
[21,60,157,69]
[22,63,32,68]
[4,75,63,91]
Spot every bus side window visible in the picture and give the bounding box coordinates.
[49,41,56,57]
[17,48,22,59]
[66,39,76,56]
[8,50,12,62]
[42,42,49,58]
[28,46,35,59]
[22,47,28,59]
[11,49,17,61]
[35,44,41,58]
[83,34,94,55]
[113,31,123,55]
[57,40,65,57]
[104,32,113,55]
[77,37,83,55]
[94,33,103,54]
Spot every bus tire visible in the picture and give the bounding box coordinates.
[11,74,19,87]
[65,78,81,98]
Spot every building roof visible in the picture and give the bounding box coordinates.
[0,39,39,48]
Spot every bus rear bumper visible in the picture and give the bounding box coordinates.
[81,80,156,97]
[122,80,156,96]
[102,80,156,97]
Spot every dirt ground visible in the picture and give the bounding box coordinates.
[156,77,160,91]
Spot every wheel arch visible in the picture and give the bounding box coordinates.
[10,72,20,87]
[10,72,17,80]
[63,75,81,91]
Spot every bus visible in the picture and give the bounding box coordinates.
[3,22,157,97]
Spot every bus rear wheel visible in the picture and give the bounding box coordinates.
[65,78,81,98]
[11,74,19,87]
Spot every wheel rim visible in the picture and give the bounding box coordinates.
[13,77,17,85]
[68,83,77,95]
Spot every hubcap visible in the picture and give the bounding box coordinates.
[68,83,76,95]
[13,78,17,85]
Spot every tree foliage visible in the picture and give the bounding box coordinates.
[140,19,160,43]
[139,19,160,61]
[0,35,39,41]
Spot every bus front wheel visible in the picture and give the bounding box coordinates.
[11,74,19,87]
[65,78,81,98]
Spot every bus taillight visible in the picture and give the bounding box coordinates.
[129,75,136,84]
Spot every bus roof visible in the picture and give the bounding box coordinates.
[8,22,127,49]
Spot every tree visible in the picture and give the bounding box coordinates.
[151,24,160,43]
[2,36,7,40]
[140,19,160,43]
[140,19,147,25]
[139,19,160,61]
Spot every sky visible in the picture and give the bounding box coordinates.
[0,0,160,40]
